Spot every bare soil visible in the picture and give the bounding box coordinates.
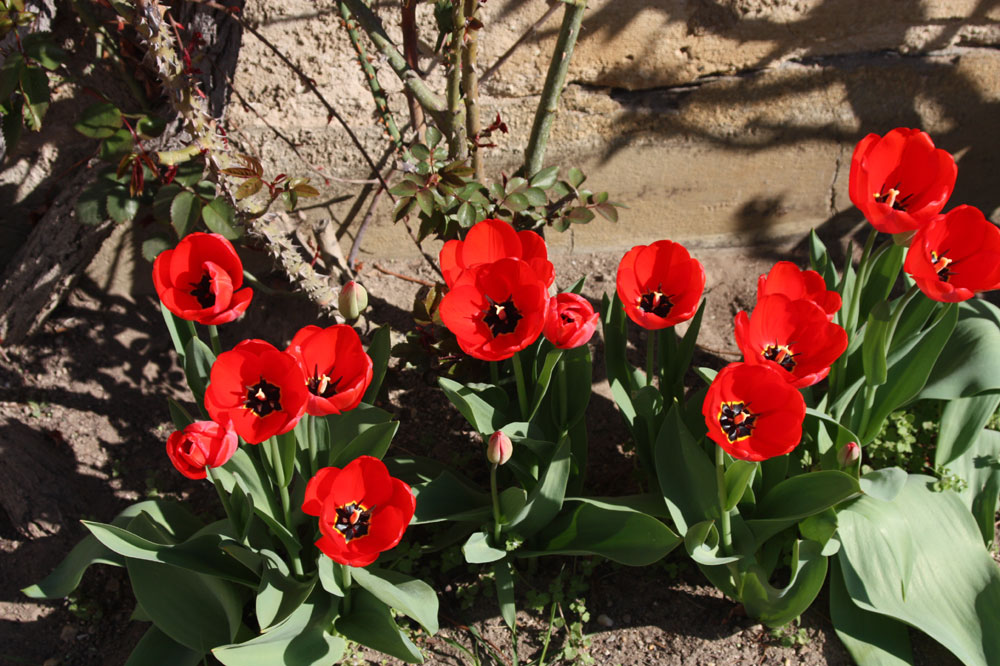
[0,239,959,665]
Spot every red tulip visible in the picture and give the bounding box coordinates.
[438,257,548,361]
[302,455,416,567]
[165,419,238,480]
[286,324,373,416]
[543,293,599,350]
[204,339,308,444]
[439,218,554,288]
[616,240,705,330]
[848,128,957,235]
[734,294,847,388]
[757,261,841,320]
[152,232,253,325]
[904,205,1000,302]
[703,362,806,462]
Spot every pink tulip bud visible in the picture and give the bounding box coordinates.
[838,441,860,467]
[487,431,513,466]
[338,281,368,320]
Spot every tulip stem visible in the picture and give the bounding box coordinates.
[208,325,222,356]
[645,333,656,388]
[205,467,234,531]
[557,357,568,426]
[512,352,529,418]
[490,463,503,544]
[341,564,353,614]
[490,361,500,386]
[715,446,732,556]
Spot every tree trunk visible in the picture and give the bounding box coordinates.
[0,1,246,346]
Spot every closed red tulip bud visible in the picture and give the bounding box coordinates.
[543,293,599,349]
[487,431,513,466]
[838,441,861,468]
[165,420,238,480]
[338,281,368,320]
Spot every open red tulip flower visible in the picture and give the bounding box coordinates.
[734,294,848,388]
[302,455,416,567]
[439,218,554,289]
[204,339,308,444]
[152,232,253,325]
[286,324,373,416]
[848,127,957,235]
[165,419,238,480]
[757,261,841,320]
[616,240,705,330]
[438,257,548,361]
[904,205,1000,302]
[543,293,599,350]
[703,362,806,462]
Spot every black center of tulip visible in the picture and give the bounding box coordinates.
[719,402,757,442]
[244,378,282,417]
[639,290,673,317]
[189,272,216,308]
[333,503,372,542]
[307,364,341,398]
[560,312,575,324]
[930,251,955,283]
[762,344,797,371]
[483,297,522,336]
[873,181,913,212]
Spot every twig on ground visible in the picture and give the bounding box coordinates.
[372,263,435,287]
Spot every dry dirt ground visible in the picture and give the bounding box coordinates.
[0,233,960,665]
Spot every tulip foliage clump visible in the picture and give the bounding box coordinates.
[24,127,1000,666]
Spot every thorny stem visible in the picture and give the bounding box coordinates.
[338,1,403,153]
[340,0,447,127]
[462,0,483,179]
[400,0,425,143]
[523,0,587,178]
[446,0,468,158]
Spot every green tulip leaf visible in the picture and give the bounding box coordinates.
[529,349,563,420]
[829,558,913,666]
[462,531,507,564]
[316,556,344,597]
[125,625,203,666]
[837,474,1000,666]
[858,467,907,503]
[411,470,491,524]
[739,539,828,627]
[362,326,391,404]
[351,566,439,634]
[919,300,1000,400]
[329,421,398,467]
[949,428,1000,545]
[746,470,861,545]
[336,588,423,663]
[438,377,510,437]
[936,393,1000,467]
[494,559,516,630]
[653,404,717,535]
[183,336,215,407]
[256,563,316,631]
[504,434,571,538]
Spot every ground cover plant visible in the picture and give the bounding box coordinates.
[4,1,1000,665]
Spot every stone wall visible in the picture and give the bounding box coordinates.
[226,0,1000,259]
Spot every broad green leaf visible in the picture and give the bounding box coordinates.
[74,102,122,138]
[336,588,423,663]
[462,531,506,564]
[98,128,132,161]
[125,626,203,666]
[438,377,509,436]
[494,559,516,630]
[860,243,905,319]
[362,326,390,404]
[351,566,439,633]
[106,186,139,224]
[170,191,202,238]
[19,65,50,130]
[739,540,828,627]
[529,349,563,420]
[859,303,957,443]
[653,405,717,535]
[936,393,1000,466]
[529,165,559,189]
[950,429,1000,545]
[142,236,172,263]
[556,345,592,430]
[183,336,215,407]
[682,519,738,565]
[329,421,398,467]
[724,460,756,511]
[202,198,241,240]
[838,475,1000,666]
[920,300,1000,400]
[411,471,491,524]
[325,403,393,446]
[127,558,244,653]
[316,556,344,597]
[82,517,256,587]
[861,300,891,387]
[213,450,299,555]
[504,435,571,538]
[746,471,861,545]
[858,467,907,503]
[255,564,316,630]
[213,592,344,666]
[527,498,680,566]
[829,558,913,666]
